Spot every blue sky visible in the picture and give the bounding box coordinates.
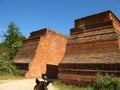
[0,0,120,42]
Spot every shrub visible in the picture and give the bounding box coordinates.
[93,73,120,90]
[0,54,18,75]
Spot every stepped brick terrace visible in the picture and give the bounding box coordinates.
[58,10,120,86]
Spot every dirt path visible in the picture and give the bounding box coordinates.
[0,79,59,90]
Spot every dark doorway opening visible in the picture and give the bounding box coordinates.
[42,64,58,79]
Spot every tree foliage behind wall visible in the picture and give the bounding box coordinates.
[0,22,24,75]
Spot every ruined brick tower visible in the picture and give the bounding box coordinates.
[58,10,120,86]
[14,28,67,78]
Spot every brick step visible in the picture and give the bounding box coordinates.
[58,74,96,87]
[59,63,120,71]
[59,69,120,76]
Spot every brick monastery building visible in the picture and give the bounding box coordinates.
[15,10,120,86]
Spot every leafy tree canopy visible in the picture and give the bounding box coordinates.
[4,22,23,49]
[3,22,24,59]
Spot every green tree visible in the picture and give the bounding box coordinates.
[0,22,24,75]
[3,22,23,59]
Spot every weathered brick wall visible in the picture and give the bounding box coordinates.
[15,29,50,63]
[59,32,120,86]
[25,28,68,77]
[58,11,120,87]
[61,40,120,64]
[61,27,120,64]
[14,38,39,63]
[58,63,120,86]
[15,28,67,78]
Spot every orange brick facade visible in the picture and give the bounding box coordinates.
[14,28,67,78]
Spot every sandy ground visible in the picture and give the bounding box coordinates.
[0,79,59,90]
